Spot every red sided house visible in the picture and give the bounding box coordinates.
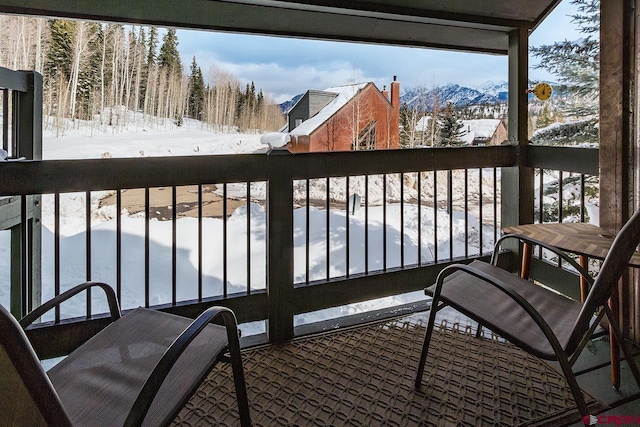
[284,78,400,152]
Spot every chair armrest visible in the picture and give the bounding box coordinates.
[19,281,121,329]
[124,306,241,427]
[493,234,594,289]
[433,263,567,355]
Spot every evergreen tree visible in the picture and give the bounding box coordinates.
[257,89,264,108]
[45,19,75,82]
[158,28,181,74]
[530,0,599,118]
[399,102,411,147]
[536,102,554,129]
[188,56,205,119]
[146,27,157,68]
[438,102,464,146]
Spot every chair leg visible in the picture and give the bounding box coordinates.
[414,298,440,390]
[228,343,252,427]
[224,320,252,427]
[605,307,640,389]
[556,352,590,420]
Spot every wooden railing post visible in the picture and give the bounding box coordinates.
[266,148,295,343]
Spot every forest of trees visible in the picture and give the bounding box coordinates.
[0,16,285,134]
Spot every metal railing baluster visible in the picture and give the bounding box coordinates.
[246,182,251,294]
[85,191,91,317]
[305,179,310,284]
[417,172,422,265]
[343,177,348,277]
[144,188,150,308]
[172,186,177,306]
[433,171,438,263]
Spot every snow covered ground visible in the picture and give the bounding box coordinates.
[2,115,508,339]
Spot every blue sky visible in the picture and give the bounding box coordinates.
[177,1,582,103]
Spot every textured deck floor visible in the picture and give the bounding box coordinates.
[172,310,640,426]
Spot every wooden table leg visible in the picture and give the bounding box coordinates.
[521,242,532,280]
[578,255,589,302]
[610,280,621,389]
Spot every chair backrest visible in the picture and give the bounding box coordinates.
[570,209,640,350]
[0,304,72,427]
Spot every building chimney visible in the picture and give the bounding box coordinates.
[390,76,400,147]
[381,85,389,101]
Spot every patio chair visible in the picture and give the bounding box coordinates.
[414,210,640,421]
[0,281,251,427]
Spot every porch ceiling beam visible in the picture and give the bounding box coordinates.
[223,0,557,29]
[0,0,526,54]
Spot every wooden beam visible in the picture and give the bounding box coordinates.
[0,0,514,54]
[0,147,517,196]
[525,145,599,175]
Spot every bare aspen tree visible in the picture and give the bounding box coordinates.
[34,18,45,73]
[343,84,374,150]
[132,28,145,116]
[428,87,442,147]
[68,22,87,122]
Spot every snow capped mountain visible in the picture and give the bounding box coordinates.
[279,93,303,114]
[400,81,509,110]
[475,80,509,97]
[279,81,510,113]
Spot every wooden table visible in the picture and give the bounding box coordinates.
[502,222,640,389]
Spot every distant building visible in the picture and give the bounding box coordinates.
[277,78,400,152]
[460,119,507,146]
[414,117,507,146]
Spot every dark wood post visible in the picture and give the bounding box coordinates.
[266,149,295,343]
[501,27,534,253]
[599,0,637,385]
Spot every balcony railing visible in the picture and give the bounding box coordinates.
[1,146,518,353]
[0,68,600,358]
[526,144,600,300]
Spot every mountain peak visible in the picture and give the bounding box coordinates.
[279,80,510,113]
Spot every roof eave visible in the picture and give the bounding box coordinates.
[0,0,538,54]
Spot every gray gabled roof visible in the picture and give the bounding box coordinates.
[290,83,368,136]
[0,0,561,54]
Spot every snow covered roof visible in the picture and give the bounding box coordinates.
[460,119,502,144]
[289,83,368,136]
[414,117,502,143]
[415,116,432,132]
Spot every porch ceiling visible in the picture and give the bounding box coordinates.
[0,0,560,54]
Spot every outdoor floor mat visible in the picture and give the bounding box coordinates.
[172,316,604,426]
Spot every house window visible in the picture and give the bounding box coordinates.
[353,121,377,151]
[294,118,303,128]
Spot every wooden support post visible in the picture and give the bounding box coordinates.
[502,28,534,258]
[266,149,295,343]
[599,0,636,384]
